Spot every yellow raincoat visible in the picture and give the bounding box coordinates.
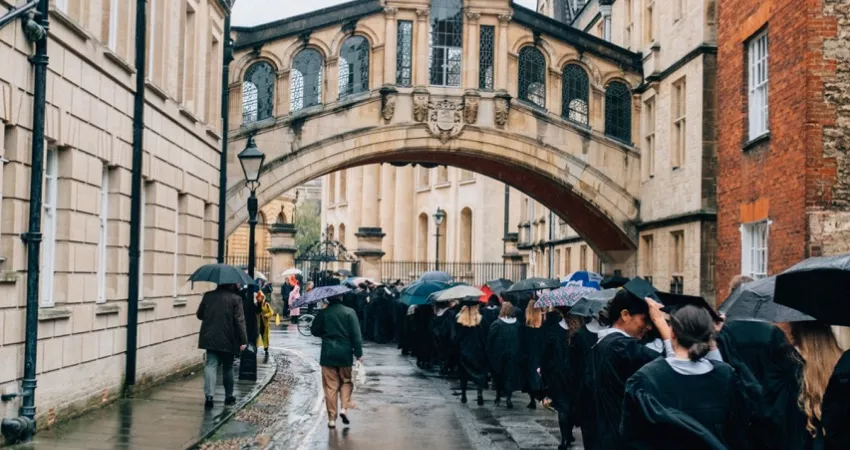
[256,293,274,349]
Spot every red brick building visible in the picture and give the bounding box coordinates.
[716,0,850,296]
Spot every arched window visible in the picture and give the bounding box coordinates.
[277,211,286,224]
[605,81,632,143]
[437,212,447,262]
[242,62,275,124]
[339,224,346,246]
[417,213,428,260]
[518,47,546,108]
[290,49,323,112]
[339,36,370,98]
[460,208,472,263]
[328,172,336,204]
[429,0,463,87]
[328,225,335,241]
[562,64,589,125]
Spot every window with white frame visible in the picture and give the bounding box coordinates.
[670,230,685,294]
[748,31,769,140]
[624,0,633,48]
[672,77,686,169]
[644,96,655,179]
[741,220,769,279]
[97,166,110,304]
[41,148,59,307]
[139,183,147,300]
[173,195,182,298]
[643,0,654,45]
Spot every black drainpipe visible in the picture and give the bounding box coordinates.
[18,0,49,433]
[502,184,509,278]
[124,0,147,395]
[217,10,233,263]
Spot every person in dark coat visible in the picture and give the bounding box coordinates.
[823,350,850,450]
[569,317,607,449]
[487,302,522,408]
[371,286,395,344]
[541,308,581,449]
[413,304,436,369]
[588,290,673,450]
[481,295,500,331]
[521,300,547,409]
[280,281,292,317]
[310,295,363,429]
[453,300,488,405]
[621,305,753,450]
[432,302,456,376]
[196,284,248,410]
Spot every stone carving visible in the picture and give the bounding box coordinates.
[416,8,429,21]
[498,13,513,24]
[494,92,511,129]
[465,10,481,22]
[426,99,465,144]
[413,89,430,123]
[463,92,480,125]
[380,86,397,121]
[383,7,397,17]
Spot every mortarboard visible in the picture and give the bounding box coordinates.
[622,278,660,302]
[657,292,723,322]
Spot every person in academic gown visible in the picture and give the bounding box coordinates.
[371,286,395,344]
[521,301,547,408]
[401,304,416,356]
[588,289,673,450]
[453,300,489,405]
[621,305,753,450]
[487,302,522,408]
[431,302,457,376]
[541,308,582,450]
[569,317,607,449]
[413,304,436,369]
[823,350,850,450]
[481,295,501,331]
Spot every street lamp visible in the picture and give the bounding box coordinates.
[433,207,445,271]
[237,135,265,381]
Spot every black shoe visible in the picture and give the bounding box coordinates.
[224,396,236,406]
[477,395,484,406]
[204,396,214,410]
[340,412,350,425]
[461,394,468,404]
[506,398,513,409]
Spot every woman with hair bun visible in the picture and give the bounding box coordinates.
[620,305,752,450]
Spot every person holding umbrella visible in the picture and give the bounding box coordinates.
[309,293,363,429]
[453,298,489,405]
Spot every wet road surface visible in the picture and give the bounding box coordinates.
[272,324,582,450]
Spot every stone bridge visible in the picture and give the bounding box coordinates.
[224,0,644,276]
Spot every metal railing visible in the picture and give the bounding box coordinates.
[381,261,528,286]
[225,255,272,277]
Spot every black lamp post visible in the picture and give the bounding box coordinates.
[433,207,445,271]
[237,136,265,381]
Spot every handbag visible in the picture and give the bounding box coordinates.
[352,360,366,390]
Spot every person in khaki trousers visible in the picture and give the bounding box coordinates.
[310,295,363,428]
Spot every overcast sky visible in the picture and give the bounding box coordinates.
[233,0,538,27]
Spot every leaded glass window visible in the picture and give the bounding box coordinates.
[429,0,463,87]
[339,36,370,98]
[562,64,589,125]
[290,49,323,112]
[242,61,275,124]
[478,26,494,91]
[518,47,546,108]
[605,81,632,143]
[396,21,413,87]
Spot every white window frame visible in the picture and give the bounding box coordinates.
[740,220,770,279]
[107,0,119,50]
[139,183,147,300]
[173,195,180,298]
[97,167,109,304]
[672,78,686,169]
[644,96,656,179]
[41,149,59,307]
[748,30,769,140]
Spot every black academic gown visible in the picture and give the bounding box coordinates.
[823,350,850,450]
[481,306,499,332]
[621,359,752,450]
[395,299,408,349]
[453,320,488,387]
[431,307,456,369]
[542,321,572,412]
[413,306,435,366]
[589,331,662,450]
[487,319,523,394]
[521,324,547,397]
[570,324,599,438]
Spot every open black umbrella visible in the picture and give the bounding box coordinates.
[571,288,617,318]
[486,278,514,295]
[600,275,630,289]
[774,254,850,325]
[188,263,254,286]
[719,275,814,323]
[506,277,560,293]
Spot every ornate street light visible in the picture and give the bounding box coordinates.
[433,207,445,271]
[237,135,265,381]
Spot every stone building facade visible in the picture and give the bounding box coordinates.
[0,0,227,433]
[716,0,850,294]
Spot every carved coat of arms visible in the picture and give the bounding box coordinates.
[427,99,464,144]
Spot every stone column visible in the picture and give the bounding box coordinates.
[268,223,298,285]
[379,164,396,260]
[355,165,384,280]
[414,8,430,86]
[599,2,613,42]
[325,56,339,102]
[384,7,398,85]
[392,165,414,260]
[495,13,511,91]
[464,11,480,89]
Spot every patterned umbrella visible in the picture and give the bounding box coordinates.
[534,285,598,309]
[290,285,351,310]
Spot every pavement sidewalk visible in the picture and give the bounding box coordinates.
[11,355,276,450]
